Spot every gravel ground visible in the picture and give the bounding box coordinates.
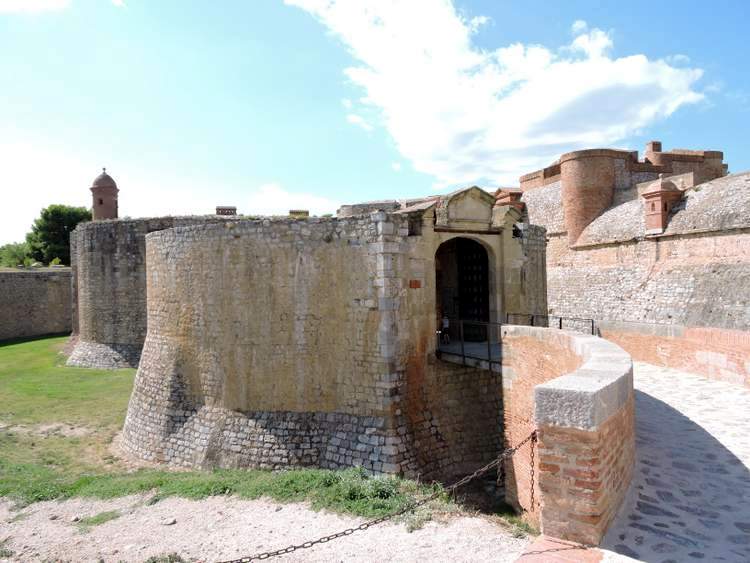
[0,494,530,562]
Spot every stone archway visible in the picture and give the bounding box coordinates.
[435,237,490,342]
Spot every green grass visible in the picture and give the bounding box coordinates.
[0,336,450,524]
[494,502,537,537]
[0,538,13,558]
[77,509,121,531]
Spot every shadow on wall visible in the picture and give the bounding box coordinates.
[602,391,750,562]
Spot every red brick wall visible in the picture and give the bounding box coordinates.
[602,326,750,388]
[537,393,635,545]
[502,333,582,525]
[502,327,635,545]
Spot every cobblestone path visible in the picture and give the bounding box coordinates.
[602,362,750,562]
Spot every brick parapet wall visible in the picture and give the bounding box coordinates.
[501,326,634,545]
[601,321,750,387]
[0,269,72,341]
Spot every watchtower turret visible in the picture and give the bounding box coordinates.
[91,168,118,220]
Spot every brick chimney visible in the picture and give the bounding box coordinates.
[494,188,525,213]
[642,174,683,235]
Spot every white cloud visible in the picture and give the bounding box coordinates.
[346,113,373,131]
[468,15,490,34]
[0,0,69,12]
[569,28,613,58]
[341,98,352,109]
[245,183,339,216]
[391,162,401,172]
[665,53,690,65]
[571,19,588,34]
[111,0,125,7]
[286,0,705,187]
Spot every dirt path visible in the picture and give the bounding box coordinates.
[0,494,530,562]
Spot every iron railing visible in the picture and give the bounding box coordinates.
[436,319,503,370]
[504,313,596,335]
[436,313,596,369]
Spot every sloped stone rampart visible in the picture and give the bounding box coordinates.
[0,269,72,341]
[121,216,407,472]
[501,326,634,545]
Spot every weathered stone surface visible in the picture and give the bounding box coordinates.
[68,216,233,368]
[118,191,532,480]
[0,269,71,341]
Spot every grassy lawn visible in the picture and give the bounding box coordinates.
[0,336,459,524]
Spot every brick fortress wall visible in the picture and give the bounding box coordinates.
[0,269,72,341]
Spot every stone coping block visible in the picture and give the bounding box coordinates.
[502,325,633,430]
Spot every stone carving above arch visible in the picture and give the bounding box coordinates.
[434,186,496,231]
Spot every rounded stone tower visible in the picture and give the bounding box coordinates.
[91,168,118,220]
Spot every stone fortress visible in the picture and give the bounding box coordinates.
[68,170,549,484]
[34,137,743,545]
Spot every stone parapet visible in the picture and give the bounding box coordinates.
[501,325,634,545]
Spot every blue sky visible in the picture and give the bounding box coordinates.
[0,0,748,244]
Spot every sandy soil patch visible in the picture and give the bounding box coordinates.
[0,422,92,438]
[0,495,530,562]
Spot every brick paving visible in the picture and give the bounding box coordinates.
[601,362,750,562]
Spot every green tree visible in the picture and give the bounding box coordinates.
[0,242,31,267]
[26,204,91,265]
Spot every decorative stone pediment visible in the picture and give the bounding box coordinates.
[435,186,496,231]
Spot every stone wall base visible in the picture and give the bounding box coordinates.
[122,406,401,474]
[66,341,141,369]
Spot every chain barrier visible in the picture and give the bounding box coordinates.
[529,429,536,512]
[218,430,538,563]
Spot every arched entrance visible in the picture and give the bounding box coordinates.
[435,237,490,342]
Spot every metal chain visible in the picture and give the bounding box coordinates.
[529,430,537,512]
[218,430,538,563]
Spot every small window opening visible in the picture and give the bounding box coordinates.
[98,198,104,205]
[512,223,523,239]
[663,203,668,212]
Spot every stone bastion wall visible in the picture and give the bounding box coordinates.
[0,268,72,341]
[526,171,750,386]
[67,216,231,368]
[501,325,634,545]
[546,230,750,386]
[120,210,522,480]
